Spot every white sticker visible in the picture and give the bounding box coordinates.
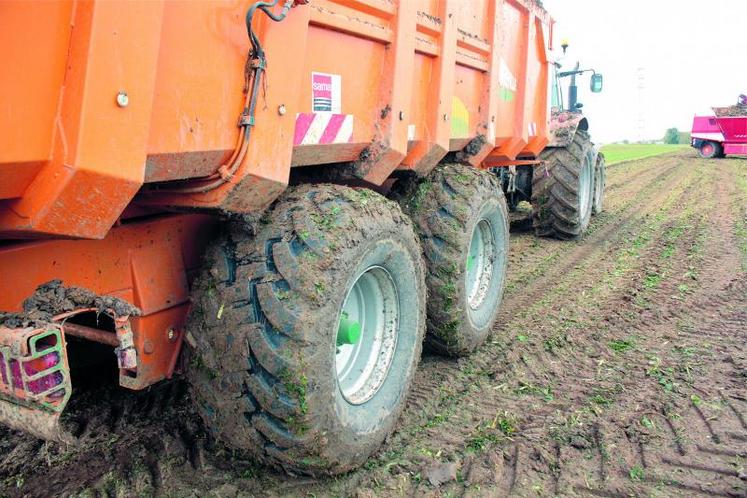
[312,72,342,113]
[407,124,416,141]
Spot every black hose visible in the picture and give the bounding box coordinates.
[150,0,296,193]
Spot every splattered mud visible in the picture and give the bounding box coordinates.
[1,150,746,497]
[0,280,140,329]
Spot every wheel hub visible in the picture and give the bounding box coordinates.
[337,314,361,346]
[335,266,399,405]
[466,219,495,310]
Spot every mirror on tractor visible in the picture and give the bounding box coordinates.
[591,73,603,93]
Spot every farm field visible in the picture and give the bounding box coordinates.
[601,144,689,164]
[1,151,746,498]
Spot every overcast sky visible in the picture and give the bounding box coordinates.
[542,0,747,143]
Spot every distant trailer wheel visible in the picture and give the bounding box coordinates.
[698,141,722,159]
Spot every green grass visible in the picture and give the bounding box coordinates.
[601,144,687,165]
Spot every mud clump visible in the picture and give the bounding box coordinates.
[552,125,573,140]
[0,280,140,328]
[713,105,747,117]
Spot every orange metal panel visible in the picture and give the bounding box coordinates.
[1,0,553,239]
[400,0,457,175]
[349,0,417,185]
[485,0,535,162]
[0,162,44,200]
[0,2,73,166]
[0,214,217,389]
[463,0,504,167]
[518,15,551,157]
[309,2,393,42]
[140,1,311,214]
[0,1,164,239]
[124,304,190,390]
[0,215,214,313]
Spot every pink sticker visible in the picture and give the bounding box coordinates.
[312,73,333,112]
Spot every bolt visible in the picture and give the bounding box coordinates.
[399,111,404,121]
[444,114,449,121]
[167,328,176,341]
[278,104,286,116]
[116,92,129,108]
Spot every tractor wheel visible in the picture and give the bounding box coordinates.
[186,185,426,475]
[592,152,606,215]
[393,164,509,356]
[698,141,722,159]
[532,129,595,239]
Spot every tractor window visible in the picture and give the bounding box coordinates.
[551,68,563,111]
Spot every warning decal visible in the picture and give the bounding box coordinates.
[312,72,342,113]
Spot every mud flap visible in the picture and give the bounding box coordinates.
[0,323,72,442]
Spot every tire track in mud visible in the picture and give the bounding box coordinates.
[502,154,686,305]
[603,153,679,194]
[544,160,747,496]
[347,161,692,468]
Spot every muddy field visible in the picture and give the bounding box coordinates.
[1,150,746,498]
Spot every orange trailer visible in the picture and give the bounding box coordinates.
[0,0,570,474]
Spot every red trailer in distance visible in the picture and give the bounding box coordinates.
[691,108,747,158]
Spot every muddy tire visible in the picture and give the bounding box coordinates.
[393,164,509,356]
[592,152,606,215]
[185,184,426,475]
[698,141,722,159]
[532,129,595,239]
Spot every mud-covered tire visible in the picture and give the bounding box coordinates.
[185,184,426,475]
[533,129,595,239]
[393,164,509,356]
[592,152,606,215]
[698,141,722,159]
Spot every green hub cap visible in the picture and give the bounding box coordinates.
[337,316,362,346]
[335,266,399,405]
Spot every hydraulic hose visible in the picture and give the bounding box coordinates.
[154,0,295,194]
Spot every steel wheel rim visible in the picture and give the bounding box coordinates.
[466,219,495,310]
[335,266,399,405]
[578,157,593,216]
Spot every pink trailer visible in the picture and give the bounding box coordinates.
[691,110,747,158]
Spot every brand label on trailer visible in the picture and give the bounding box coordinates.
[312,72,342,113]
